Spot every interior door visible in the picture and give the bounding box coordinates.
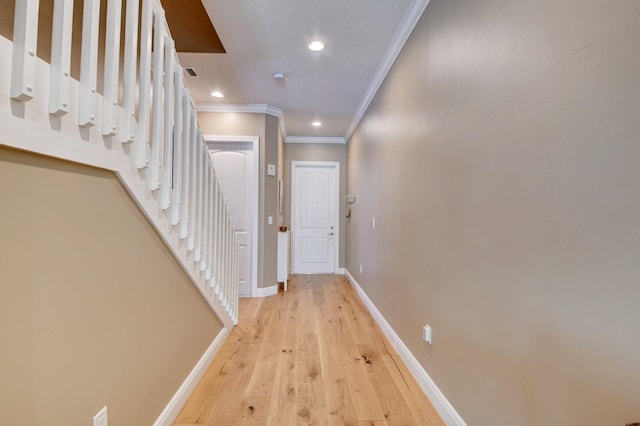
[292,162,339,274]
[208,141,257,296]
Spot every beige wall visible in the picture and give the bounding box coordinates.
[284,142,347,268]
[346,0,640,424]
[277,122,285,226]
[0,146,222,425]
[264,115,280,285]
[197,112,279,289]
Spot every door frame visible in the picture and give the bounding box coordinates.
[291,160,340,274]
[204,135,260,297]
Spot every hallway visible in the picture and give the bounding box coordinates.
[174,275,443,425]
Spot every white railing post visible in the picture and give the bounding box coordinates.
[201,153,210,272]
[187,115,198,251]
[121,0,140,144]
[11,0,40,102]
[234,237,239,322]
[211,180,220,294]
[206,167,214,281]
[194,134,204,261]
[160,39,175,210]
[215,185,223,297]
[102,0,122,136]
[220,206,226,305]
[49,0,73,115]
[210,169,217,284]
[231,228,237,317]
[224,207,230,309]
[78,0,100,127]
[229,211,235,310]
[218,191,225,301]
[202,145,209,269]
[171,68,184,224]
[179,94,192,239]
[229,213,235,311]
[149,9,165,191]
[134,0,153,169]
[198,142,206,262]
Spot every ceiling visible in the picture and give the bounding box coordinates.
[177,0,429,141]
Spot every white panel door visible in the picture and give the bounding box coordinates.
[209,141,257,296]
[292,162,339,274]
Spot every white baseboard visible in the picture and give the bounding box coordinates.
[153,327,231,426]
[255,284,278,298]
[344,269,466,426]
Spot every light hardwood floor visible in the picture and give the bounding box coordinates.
[175,274,444,426]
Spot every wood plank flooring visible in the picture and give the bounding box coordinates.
[175,275,444,426]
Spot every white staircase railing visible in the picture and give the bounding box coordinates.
[0,0,239,327]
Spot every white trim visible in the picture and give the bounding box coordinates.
[335,267,346,275]
[344,0,432,142]
[254,284,278,298]
[204,135,260,298]
[195,103,283,118]
[205,134,260,144]
[344,269,467,426]
[277,112,287,141]
[291,161,340,274]
[285,136,346,144]
[153,327,231,426]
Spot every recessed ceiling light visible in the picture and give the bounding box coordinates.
[312,121,322,127]
[211,91,224,98]
[308,41,325,51]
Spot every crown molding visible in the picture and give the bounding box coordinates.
[195,103,283,118]
[344,0,432,142]
[195,103,287,140]
[285,136,346,144]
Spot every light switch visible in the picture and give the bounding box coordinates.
[422,325,432,344]
[267,164,276,176]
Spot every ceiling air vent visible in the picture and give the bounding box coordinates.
[185,67,198,77]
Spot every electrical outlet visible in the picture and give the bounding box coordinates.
[422,325,432,344]
[93,406,108,426]
[268,216,273,225]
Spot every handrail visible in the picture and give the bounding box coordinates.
[2,0,239,326]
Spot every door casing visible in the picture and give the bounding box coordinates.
[205,135,259,297]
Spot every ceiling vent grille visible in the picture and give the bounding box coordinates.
[185,67,198,77]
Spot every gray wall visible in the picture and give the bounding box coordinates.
[284,142,347,268]
[0,147,222,425]
[346,0,640,424]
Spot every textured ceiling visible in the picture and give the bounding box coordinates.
[179,0,420,139]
